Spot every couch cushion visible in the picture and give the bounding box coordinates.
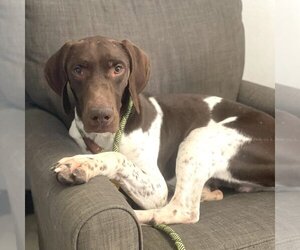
[238,80,275,116]
[276,191,300,249]
[276,84,300,118]
[26,0,244,126]
[142,192,274,249]
[276,110,300,187]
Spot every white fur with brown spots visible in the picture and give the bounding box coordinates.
[53,96,265,225]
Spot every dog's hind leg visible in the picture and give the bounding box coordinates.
[135,128,216,224]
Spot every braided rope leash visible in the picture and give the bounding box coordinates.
[153,223,186,250]
[112,97,186,250]
[112,98,134,152]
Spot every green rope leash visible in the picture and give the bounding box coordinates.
[152,223,186,250]
[112,98,134,152]
[112,97,186,250]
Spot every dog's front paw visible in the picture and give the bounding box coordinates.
[50,156,93,185]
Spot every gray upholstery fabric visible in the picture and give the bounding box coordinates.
[276,110,300,187]
[26,0,244,126]
[77,209,140,250]
[276,84,300,118]
[143,192,274,250]
[25,0,276,249]
[26,107,142,250]
[26,107,275,249]
[238,80,275,117]
[276,86,300,248]
[276,191,300,249]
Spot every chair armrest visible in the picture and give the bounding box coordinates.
[26,107,142,250]
[276,83,300,118]
[237,80,275,116]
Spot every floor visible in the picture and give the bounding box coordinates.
[25,214,39,250]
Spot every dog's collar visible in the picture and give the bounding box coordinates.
[77,98,133,154]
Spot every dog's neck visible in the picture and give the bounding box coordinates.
[124,94,157,134]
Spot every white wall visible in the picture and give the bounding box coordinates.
[276,0,300,89]
[242,0,275,88]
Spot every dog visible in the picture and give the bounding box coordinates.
[45,36,274,225]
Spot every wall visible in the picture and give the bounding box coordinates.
[242,0,275,88]
[276,0,300,89]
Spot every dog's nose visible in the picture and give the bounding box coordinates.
[89,107,114,126]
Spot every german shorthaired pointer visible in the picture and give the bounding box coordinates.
[45,36,274,225]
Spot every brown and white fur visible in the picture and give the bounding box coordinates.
[45,36,274,225]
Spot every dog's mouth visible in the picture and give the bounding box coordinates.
[83,124,118,134]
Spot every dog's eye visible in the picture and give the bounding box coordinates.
[73,65,83,75]
[114,64,123,74]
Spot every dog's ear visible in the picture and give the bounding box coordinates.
[44,42,72,114]
[121,40,150,114]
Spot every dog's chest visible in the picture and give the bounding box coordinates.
[119,98,164,169]
[71,97,164,170]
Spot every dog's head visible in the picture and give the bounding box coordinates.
[44,36,150,133]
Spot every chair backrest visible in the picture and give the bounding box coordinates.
[26,0,245,126]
